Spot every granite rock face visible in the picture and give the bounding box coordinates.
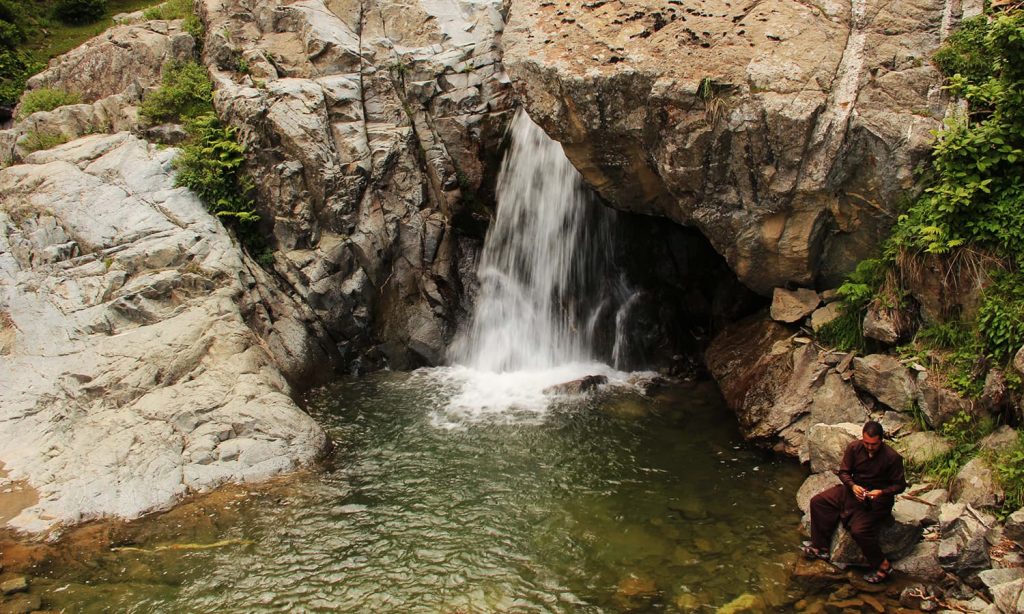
[0,134,328,532]
[503,0,956,293]
[198,0,516,370]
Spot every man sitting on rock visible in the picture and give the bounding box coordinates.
[802,420,908,583]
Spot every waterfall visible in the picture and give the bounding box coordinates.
[449,110,622,372]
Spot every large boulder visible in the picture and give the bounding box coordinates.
[806,422,862,474]
[0,134,328,532]
[1005,508,1024,546]
[796,472,843,515]
[893,541,944,581]
[937,503,996,575]
[707,315,867,455]
[915,371,975,429]
[198,0,517,370]
[829,516,922,566]
[951,458,1004,509]
[503,0,954,293]
[990,578,1024,614]
[852,354,917,412]
[770,287,819,323]
[896,431,953,467]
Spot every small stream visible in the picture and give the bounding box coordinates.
[17,371,807,612]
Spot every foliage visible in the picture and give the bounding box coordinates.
[816,258,888,351]
[891,9,1024,258]
[173,113,259,226]
[16,87,81,118]
[932,15,996,87]
[0,49,42,107]
[21,129,69,152]
[989,431,1024,517]
[977,270,1024,362]
[53,0,107,25]
[912,411,995,487]
[139,60,213,124]
[142,0,190,20]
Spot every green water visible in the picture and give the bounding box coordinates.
[26,371,807,612]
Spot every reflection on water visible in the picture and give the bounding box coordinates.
[8,371,808,612]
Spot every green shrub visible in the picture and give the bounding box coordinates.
[182,12,204,44]
[0,49,42,107]
[52,0,107,25]
[17,88,82,119]
[990,431,1024,517]
[933,15,995,86]
[174,113,259,226]
[978,270,1024,362]
[912,411,995,486]
[143,0,192,20]
[139,60,213,124]
[0,0,27,49]
[21,129,69,153]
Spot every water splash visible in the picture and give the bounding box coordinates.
[450,110,622,372]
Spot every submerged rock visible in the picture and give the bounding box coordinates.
[0,134,327,532]
[543,375,609,395]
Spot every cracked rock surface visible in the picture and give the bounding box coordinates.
[200,0,516,369]
[504,0,962,293]
[0,133,327,532]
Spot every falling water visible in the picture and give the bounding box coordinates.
[450,110,620,373]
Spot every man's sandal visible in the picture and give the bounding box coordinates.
[801,544,830,561]
[863,563,893,584]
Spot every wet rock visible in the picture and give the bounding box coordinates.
[770,288,820,323]
[810,302,843,332]
[806,423,862,474]
[852,354,917,412]
[829,515,922,566]
[717,593,765,614]
[893,541,944,581]
[938,503,996,575]
[951,458,1004,509]
[544,375,609,395]
[797,472,843,515]
[1004,508,1024,546]
[0,592,41,614]
[896,431,953,466]
[0,576,27,594]
[614,575,658,610]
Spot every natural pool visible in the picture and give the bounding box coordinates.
[11,370,809,612]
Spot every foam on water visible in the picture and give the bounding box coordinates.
[417,364,640,428]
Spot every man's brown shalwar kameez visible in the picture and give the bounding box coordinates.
[809,439,907,568]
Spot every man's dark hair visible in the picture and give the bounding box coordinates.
[863,420,884,438]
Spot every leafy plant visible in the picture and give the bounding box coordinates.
[53,0,107,25]
[142,0,191,20]
[912,411,995,487]
[0,49,42,107]
[17,87,82,119]
[977,269,1024,362]
[139,60,213,124]
[989,431,1024,517]
[174,113,259,226]
[21,129,69,153]
[933,15,995,87]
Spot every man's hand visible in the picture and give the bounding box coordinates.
[866,489,883,499]
[852,484,867,500]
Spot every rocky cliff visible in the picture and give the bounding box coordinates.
[503,0,966,293]
[0,133,327,532]
[199,0,516,370]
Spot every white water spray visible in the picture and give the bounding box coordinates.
[449,110,617,372]
[435,111,645,424]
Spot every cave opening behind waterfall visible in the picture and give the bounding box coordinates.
[450,110,762,375]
